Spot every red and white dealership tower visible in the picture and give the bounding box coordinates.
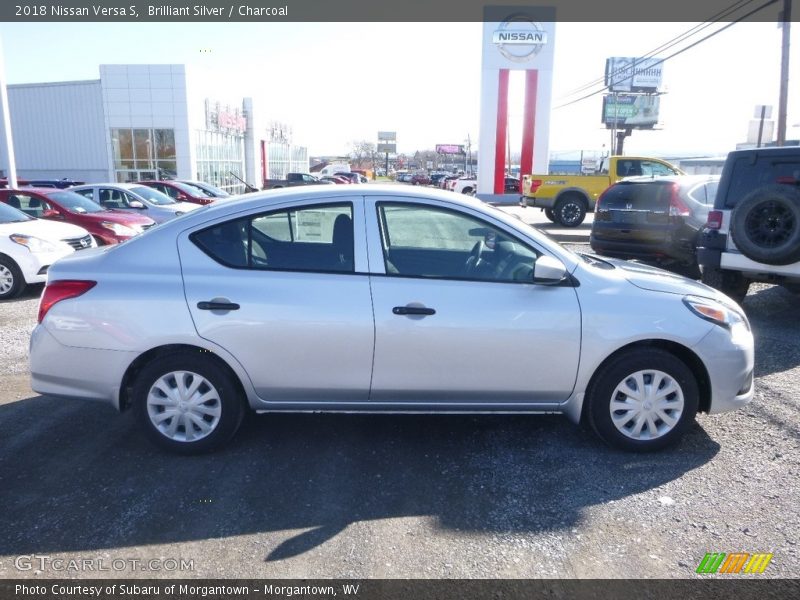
[477,7,556,200]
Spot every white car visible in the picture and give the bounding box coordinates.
[0,201,94,299]
[31,186,753,454]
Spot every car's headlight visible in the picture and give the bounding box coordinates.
[683,295,750,332]
[100,221,136,236]
[9,234,60,253]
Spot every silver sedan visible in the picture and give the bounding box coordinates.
[30,186,754,454]
[71,183,200,224]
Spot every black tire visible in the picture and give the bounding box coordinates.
[700,267,750,304]
[730,185,800,265]
[133,351,245,454]
[553,195,587,227]
[544,208,556,223]
[0,255,25,300]
[586,348,699,452]
[461,187,473,195]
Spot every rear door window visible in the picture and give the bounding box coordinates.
[192,203,355,273]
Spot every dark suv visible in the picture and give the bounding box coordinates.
[696,146,800,302]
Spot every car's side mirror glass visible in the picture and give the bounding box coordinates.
[129,201,145,209]
[532,255,567,285]
[42,208,60,219]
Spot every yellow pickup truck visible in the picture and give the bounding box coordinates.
[520,156,684,227]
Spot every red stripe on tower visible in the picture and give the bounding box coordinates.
[494,69,510,194]
[520,70,538,178]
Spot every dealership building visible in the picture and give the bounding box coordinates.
[0,64,308,193]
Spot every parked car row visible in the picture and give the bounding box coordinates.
[587,146,800,300]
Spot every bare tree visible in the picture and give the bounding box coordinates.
[348,140,377,170]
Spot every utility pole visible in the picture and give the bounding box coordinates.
[0,35,17,188]
[777,0,792,146]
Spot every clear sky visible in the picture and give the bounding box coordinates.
[0,20,797,159]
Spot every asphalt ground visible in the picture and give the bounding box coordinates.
[0,234,797,580]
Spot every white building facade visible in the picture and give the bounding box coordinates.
[0,64,308,193]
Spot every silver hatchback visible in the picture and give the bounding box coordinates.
[31,186,754,454]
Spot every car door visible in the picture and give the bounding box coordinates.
[178,197,375,404]
[365,196,582,405]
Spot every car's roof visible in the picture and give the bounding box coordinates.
[72,183,139,190]
[6,187,72,195]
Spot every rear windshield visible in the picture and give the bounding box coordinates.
[600,182,673,210]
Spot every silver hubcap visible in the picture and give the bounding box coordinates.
[0,264,13,295]
[146,371,221,442]
[609,369,684,441]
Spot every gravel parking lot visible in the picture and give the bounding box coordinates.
[0,255,798,579]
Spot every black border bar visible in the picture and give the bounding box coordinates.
[0,0,792,22]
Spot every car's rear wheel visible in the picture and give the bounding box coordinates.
[587,348,699,452]
[730,185,800,265]
[544,208,556,223]
[700,267,750,303]
[133,351,245,454]
[0,255,25,300]
[554,195,587,227]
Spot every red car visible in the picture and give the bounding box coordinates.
[139,180,215,205]
[411,173,431,186]
[0,188,156,245]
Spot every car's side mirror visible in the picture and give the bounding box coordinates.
[176,193,187,201]
[128,201,145,209]
[532,255,567,285]
[42,208,61,219]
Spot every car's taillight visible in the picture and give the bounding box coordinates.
[706,210,724,230]
[38,280,96,323]
[668,183,691,216]
[529,179,543,193]
[595,185,615,212]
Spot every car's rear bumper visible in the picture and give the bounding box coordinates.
[30,325,135,410]
[589,234,695,264]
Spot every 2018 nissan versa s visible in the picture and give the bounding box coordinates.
[30,186,754,454]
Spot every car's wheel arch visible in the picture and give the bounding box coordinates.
[555,188,590,207]
[577,339,711,425]
[118,343,250,412]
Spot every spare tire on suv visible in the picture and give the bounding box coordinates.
[730,184,800,266]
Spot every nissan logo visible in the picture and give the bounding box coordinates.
[492,16,548,63]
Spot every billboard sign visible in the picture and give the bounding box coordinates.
[377,143,396,153]
[605,57,663,93]
[436,144,465,154]
[377,131,396,141]
[602,94,660,129]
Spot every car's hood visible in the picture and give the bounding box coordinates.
[168,202,201,213]
[605,258,722,299]
[0,218,89,240]
[74,210,154,225]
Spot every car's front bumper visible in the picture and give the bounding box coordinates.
[693,320,754,414]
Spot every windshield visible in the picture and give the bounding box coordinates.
[0,202,34,223]
[170,181,212,197]
[185,181,229,197]
[48,191,104,213]
[129,186,176,206]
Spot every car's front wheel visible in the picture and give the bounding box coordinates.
[586,348,699,452]
[133,351,245,454]
[554,195,587,227]
[0,255,25,300]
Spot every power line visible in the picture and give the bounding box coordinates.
[553,0,779,111]
[559,0,760,100]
